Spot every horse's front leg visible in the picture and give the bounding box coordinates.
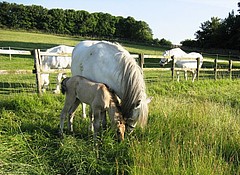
[184,70,188,81]
[40,73,50,93]
[82,103,87,118]
[54,73,63,94]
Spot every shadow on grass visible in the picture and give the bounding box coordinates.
[0,41,61,50]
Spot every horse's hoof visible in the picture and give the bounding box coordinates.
[53,89,60,94]
[58,131,64,139]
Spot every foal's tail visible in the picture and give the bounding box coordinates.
[61,77,70,94]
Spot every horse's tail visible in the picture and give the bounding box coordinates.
[61,77,70,94]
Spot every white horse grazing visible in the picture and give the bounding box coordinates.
[60,76,125,141]
[159,48,203,82]
[71,40,152,133]
[40,45,74,93]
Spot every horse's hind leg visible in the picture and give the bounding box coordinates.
[192,71,196,82]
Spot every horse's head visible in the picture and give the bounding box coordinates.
[125,96,152,134]
[159,50,172,66]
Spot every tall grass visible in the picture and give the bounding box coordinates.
[1,79,240,174]
[1,29,240,174]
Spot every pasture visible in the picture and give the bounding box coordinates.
[1,30,240,174]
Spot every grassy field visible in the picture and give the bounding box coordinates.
[1,29,240,174]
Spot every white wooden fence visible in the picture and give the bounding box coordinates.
[1,47,240,94]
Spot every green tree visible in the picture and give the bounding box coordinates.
[94,12,116,37]
[195,17,221,48]
[133,21,153,42]
[0,2,156,43]
[64,9,77,34]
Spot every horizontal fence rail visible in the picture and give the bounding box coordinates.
[1,47,240,94]
[0,70,33,75]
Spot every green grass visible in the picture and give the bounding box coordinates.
[1,29,240,174]
[1,80,240,174]
[0,29,164,54]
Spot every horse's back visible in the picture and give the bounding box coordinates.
[175,52,203,68]
[71,41,126,97]
[43,45,74,69]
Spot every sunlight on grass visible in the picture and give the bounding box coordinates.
[1,29,240,174]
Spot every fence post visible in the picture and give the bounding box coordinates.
[229,60,232,80]
[33,49,42,95]
[196,57,200,81]
[171,56,175,81]
[139,53,144,69]
[9,47,12,60]
[214,58,218,80]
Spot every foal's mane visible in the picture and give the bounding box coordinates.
[107,87,122,114]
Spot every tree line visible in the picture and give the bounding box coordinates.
[0,1,172,46]
[2,1,239,50]
[181,2,240,50]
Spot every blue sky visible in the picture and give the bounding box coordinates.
[4,0,239,44]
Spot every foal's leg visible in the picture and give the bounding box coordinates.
[60,103,71,136]
[68,99,81,133]
[93,110,101,140]
[89,108,94,132]
[101,111,107,130]
[59,93,76,135]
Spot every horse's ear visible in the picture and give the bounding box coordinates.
[146,96,153,104]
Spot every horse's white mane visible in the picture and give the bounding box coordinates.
[103,42,148,127]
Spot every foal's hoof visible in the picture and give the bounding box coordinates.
[82,114,87,119]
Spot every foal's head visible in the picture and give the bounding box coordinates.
[117,120,126,141]
[61,77,71,94]
[108,89,126,141]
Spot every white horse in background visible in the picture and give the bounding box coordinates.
[60,76,125,141]
[71,40,152,133]
[40,45,74,93]
[159,48,203,82]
